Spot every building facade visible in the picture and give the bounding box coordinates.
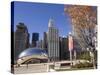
[43,32,48,50]
[14,23,29,63]
[59,37,69,60]
[37,40,44,49]
[47,18,59,61]
[31,33,39,47]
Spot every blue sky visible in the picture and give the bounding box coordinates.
[13,1,72,42]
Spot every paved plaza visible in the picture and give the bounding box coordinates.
[14,60,89,74]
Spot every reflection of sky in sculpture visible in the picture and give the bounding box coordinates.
[19,48,48,58]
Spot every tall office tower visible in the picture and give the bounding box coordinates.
[14,23,29,62]
[26,33,30,48]
[47,18,59,61]
[31,33,39,47]
[59,37,69,60]
[43,32,48,50]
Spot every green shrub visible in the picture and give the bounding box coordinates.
[72,62,93,68]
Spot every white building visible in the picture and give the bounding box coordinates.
[47,18,59,61]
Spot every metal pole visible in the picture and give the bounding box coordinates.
[47,58,50,72]
[68,32,73,67]
[70,50,73,66]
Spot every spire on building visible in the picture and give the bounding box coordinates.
[48,18,55,27]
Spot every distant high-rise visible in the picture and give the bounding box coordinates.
[37,40,44,49]
[43,32,48,50]
[31,33,39,47]
[14,23,29,62]
[47,18,59,61]
[59,37,69,60]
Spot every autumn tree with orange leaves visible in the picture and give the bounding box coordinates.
[64,5,97,50]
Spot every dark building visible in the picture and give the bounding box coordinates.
[14,23,30,63]
[43,32,48,50]
[31,33,39,47]
[59,36,69,60]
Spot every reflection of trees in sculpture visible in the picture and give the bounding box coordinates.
[64,5,97,50]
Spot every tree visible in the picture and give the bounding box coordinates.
[64,5,97,50]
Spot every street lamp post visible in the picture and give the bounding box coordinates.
[70,50,73,66]
[68,32,73,66]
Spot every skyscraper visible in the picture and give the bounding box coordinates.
[14,23,29,62]
[47,18,59,61]
[31,33,39,47]
[43,32,48,50]
[59,36,69,60]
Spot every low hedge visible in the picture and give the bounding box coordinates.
[72,62,93,68]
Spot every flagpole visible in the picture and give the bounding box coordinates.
[70,50,72,66]
[68,32,73,67]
